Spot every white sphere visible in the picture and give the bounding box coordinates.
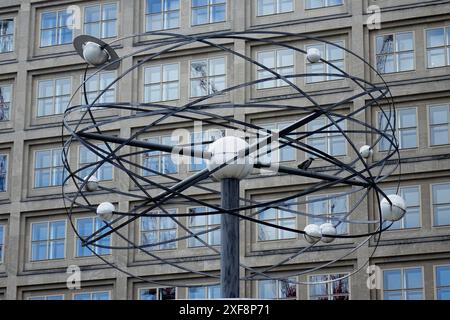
[359,145,373,159]
[304,224,322,244]
[206,136,254,180]
[83,42,109,66]
[84,175,99,192]
[380,194,406,222]
[306,48,322,63]
[320,223,337,243]
[96,202,115,222]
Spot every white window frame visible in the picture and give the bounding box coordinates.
[375,31,415,74]
[256,0,294,16]
[189,128,225,172]
[28,294,65,300]
[33,148,65,189]
[431,182,450,227]
[187,206,221,247]
[258,201,297,242]
[72,291,111,300]
[305,40,346,83]
[434,264,450,300]
[191,0,227,26]
[307,116,348,157]
[30,220,66,262]
[138,287,177,300]
[382,185,422,230]
[39,9,74,47]
[74,217,112,257]
[189,56,227,98]
[0,224,5,264]
[256,49,295,89]
[36,77,72,117]
[143,63,180,103]
[428,103,450,147]
[0,84,12,121]
[80,71,117,107]
[0,154,8,193]
[0,18,14,53]
[257,277,297,300]
[145,0,181,31]
[307,194,349,235]
[382,267,425,300]
[378,108,418,151]
[142,135,179,176]
[308,273,350,300]
[305,0,344,10]
[78,144,114,182]
[139,208,178,251]
[187,284,221,299]
[425,26,450,69]
[83,3,118,39]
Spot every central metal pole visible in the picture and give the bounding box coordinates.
[220,178,240,299]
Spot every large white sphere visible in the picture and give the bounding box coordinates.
[380,194,407,222]
[83,42,109,66]
[320,223,337,243]
[84,175,99,192]
[96,202,115,222]
[304,224,322,244]
[206,136,254,180]
[359,145,373,159]
[306,48,322,63]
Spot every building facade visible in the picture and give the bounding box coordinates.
[0,0,449,300]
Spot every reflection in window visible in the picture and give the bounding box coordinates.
[34,149,65,188]
[436,265,450,300]
[426,27,450,68]
[145,0,180,31]
[257,49,294,89]
[379,108,417,151]
[258,202,296,241]
[140,287,176,300]
[140,209,177,250]
[188,285,221,299]
[382,186,420,230]
[31,221,65,261]
[0,19,14,53]
[188,207,220,247]
[308,195,348,235]
[376,32,414,74]
[37,78,71,117]
[142,136,178,176]
[76,217,111,257]
[257,0,293,16]
[309,274,349,300]
[307,117,347,157]
[0,155,7,192]
[0,85,12,121]
[383,268,423,300]
[40,10,73,47]
[189,129,224,171]
[79,144,113,181]
[306,41,345,83]
[258,278,297,299]
[190,57,226,97]
[84,4,117,39]
[192,0,226,25]
[429,104,450,146]
[144,64,179,102]
[432,183,450,226]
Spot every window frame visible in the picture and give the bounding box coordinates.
[431,182,450,227]
[428,103,450,147]
[257,201,297,242]
[80,70,117,107]
[191,0,227,26]
[375,31,416,74]
[28,294,65,300]
[377,107,419,151]
[29,220,67,262]
[36,77,72,117]
[305,40,346,84]
[0,83,13,122]
[138,287,177,300]
[255,48,296,90]
[143,62,181,103]
[0,153,8,193]
[0,224,5,264]
[187,284,221,299]
[189,56,227,98]
[425,26,450,69]
[39,9,74,48]
[139,208,178,251]
[306,116,348,157]
[256,0,295,17]
[305,0,344,10]
[307,273,351,300]
[141,135,179,176]
[0,17,15,53]
[145,0,181,32]
[306,194,349,235]
[187,206,221,248]
[74,216,112,257]
[33,148,66,189]
[83,2,118,40]
[256,277,298,300]
[188,128,225,172]
[78,144,114,182]
[72,291,111,300]
[434,264,450,300]
[381,185,422,230]
[382,266,425,300]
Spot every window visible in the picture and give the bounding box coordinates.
[140,209,177,250]
[29,295,64,300]
[0,154,7,192]
[144,64,179,102]
[79,144,113,181]
[0,19,14,53]
[145,0,180,31]
[379,108,417,151]
[190,57,226,97]
[37,78,71,117]
[139,287,176,300]
[426,27,450,68]
[192,0,226,25]
[40,10,73,47]
[308,195,348,235]
[383,268,423,300]
[84,3,117,39]
[142,136,178,176]
[309,274,349,300]
[306,41,345,83]
[432,183,450,226]
[76,217,111,257]
[0,84,12,121]
[436,265,450,300]
[306,0,343,10]
[258,202,296,241]
[31,221,65,261]
[257,0,293,16]
[307,117,347,157]
[188,207,220,247]
[73,291,110,300]
[81,71,116,105]
[258,278,297,299]
[0,225,4,263]
[382,186,420,230]
[189,129,224,171]
[429,104,450,146]
[188,285,220,299]
[376,32,414,74]
[256,49,294,89]
[34,149,65,188]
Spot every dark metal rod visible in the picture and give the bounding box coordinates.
[220,178,240,299]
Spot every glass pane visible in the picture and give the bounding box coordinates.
[103,4,117,20]
[432,126,449,145]
[49,240,65,259]
[434,205,450,226]
[166,0,180,10]
[77,218,93,237]
[58,27,73,44]
[40,29,56,47]
[31,242,47,261]
[280,0,293,12]
[50,221,65,239]
[209,58,225,76]
[165,11,179,29]
[377,35,394,54]
[404,268,422,289]
[426,28,445,48]
[427,48,446,68]
[384,291,402,300]
[430,105,449,125]
[398,52,414,71]
[146,13,162,31]
[258,280,276,299]
[384,269,401,290]
[192,0,208,6]
[278,49,294,67]
[192,7,208,25]
[41,12,57,29]
[437,266,450,287]
[85,6,101,23]
[433,184,450,204]
[140,289,157,300]
[258,0,276,15]
[211,4,226,23]
[406,290,423,300]
[400,129,417,149]
[163,64,179,81]
[163,82,178,100]
[396,32,413,52]
[209,76,225,93]
[32,223,48,241]
[328,44,344,60]
[437,288,450,300]
[306,63,325,83]
[404,207,420,228]
[190,79,207,97]
[188,287,205,299]
[191,60,208,78]
[147,0,162,13]
[102,21,117,38]
[35,151,51,169]
[258,225,276,241]
[208,285,221,299]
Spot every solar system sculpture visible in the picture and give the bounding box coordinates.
[61,30,405,299]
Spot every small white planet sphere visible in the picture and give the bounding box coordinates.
[320,223,337,243]
[83,42,109,66]
[84,175,99,192]
[206,136,254,181]
[96,202,115,222]
[304,224,322,244]
[306,48,322,63]
[359,145,373,159]
[380,194,407,222]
